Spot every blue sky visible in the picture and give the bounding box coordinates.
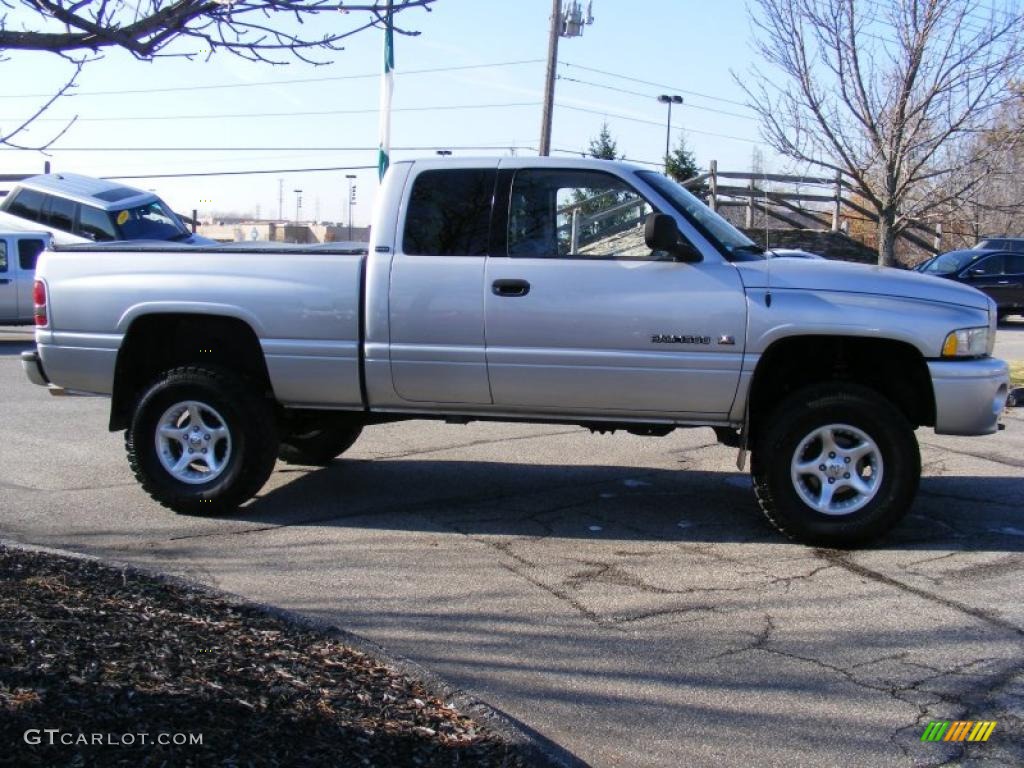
[1,0,768,224]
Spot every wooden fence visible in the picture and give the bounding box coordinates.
[683,161,946,255]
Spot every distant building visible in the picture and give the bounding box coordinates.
[197,221,371,244]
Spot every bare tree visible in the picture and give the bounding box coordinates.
[0,0,434,150]
[738,0,1024,265]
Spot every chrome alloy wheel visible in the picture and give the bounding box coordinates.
[155,400,232,485]
[790,423,883,516]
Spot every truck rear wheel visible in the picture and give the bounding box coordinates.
[126,366,278,515]
[752,384,920,547]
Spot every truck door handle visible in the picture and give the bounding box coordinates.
[492,278,531,297]
[0,278,10,285]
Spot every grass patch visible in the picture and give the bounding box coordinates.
[1010,360,1024,387]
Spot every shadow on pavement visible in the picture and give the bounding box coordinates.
[187,459,1024,553]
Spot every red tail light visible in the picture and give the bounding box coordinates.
[33,280,47,326]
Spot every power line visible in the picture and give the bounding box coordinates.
[14,101,541,124]
[105,164,378,180]
[558,104,762,145]
[0,144,536,152]
[557,75,757,121]
[0,59,545,100]
[560,61,752,108]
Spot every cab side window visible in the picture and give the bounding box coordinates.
[5,188,46,222]
[507,169,655,259]
[402,169,496,256]
[0,241,7,272]
[19,239,46,270]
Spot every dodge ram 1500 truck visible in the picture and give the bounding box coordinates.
[22,157,1010,546]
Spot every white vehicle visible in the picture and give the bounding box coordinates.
[0,173,214,245]
[0,231,51,324]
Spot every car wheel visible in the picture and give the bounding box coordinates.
[278,423,363,466]
[752,383,920,547]
[126,366,278,514]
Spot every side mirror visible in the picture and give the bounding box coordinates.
[644,213,701,263]
[967,267,987,277]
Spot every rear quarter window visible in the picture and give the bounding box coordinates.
[18,238,46,270]
[402,169,496,256]
[4,188,45,221]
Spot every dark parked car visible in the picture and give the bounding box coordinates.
[920,248,1024,319]
[973,236,1024,252]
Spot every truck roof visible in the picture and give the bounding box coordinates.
[397,156,650,173]
[13,173,158,212]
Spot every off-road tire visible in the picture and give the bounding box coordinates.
[126,366,278,515]
[751,383,920,547]
[278,423,363,466]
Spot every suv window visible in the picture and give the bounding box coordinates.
[0,240,7,272]
[968,254,1004,277]
[4,188,46,222]
[78,205,118,241]
[18,238,46,270]
[402,169,495,256]
[43,195,76,231]
[508,169,655,259]
[1006,253,1024,274]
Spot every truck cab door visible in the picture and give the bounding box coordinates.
[484,167,746,418]
[387,165,497,404]
[0,239,16,323]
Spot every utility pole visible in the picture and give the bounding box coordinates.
[539,1,594,156]
[293,189,302,223]
[278,179,284,221]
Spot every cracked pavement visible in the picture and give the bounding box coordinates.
[1,332,1022,767]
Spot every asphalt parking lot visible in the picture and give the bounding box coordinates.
[1,325,1022,767]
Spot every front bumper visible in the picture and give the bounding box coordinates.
[928,357,1009,436]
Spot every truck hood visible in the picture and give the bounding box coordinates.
[735,258,991,311]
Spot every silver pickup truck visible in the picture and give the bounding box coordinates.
[22,157,1010,546]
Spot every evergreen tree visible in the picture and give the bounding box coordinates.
[587,122,621,160]
[665,134,708,199]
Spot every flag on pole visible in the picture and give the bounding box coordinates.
[378,7,394,182]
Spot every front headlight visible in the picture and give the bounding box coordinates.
[941,326,991,357]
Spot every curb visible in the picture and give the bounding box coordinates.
[1,537,590,768]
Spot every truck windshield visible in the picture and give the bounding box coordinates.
[113,201,190,241]
[637,171,762,260]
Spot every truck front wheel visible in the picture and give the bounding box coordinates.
[752,384,920,546]
[126,366,279,515]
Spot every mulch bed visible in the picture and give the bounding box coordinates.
[0,545,530,767]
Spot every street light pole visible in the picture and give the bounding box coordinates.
[345,174,356,241]
[657,94,683,173]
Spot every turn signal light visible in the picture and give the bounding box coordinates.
[33,280,47,327]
